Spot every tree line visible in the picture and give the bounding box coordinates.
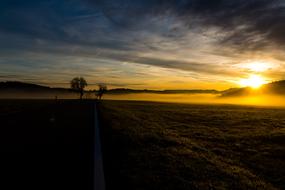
[70,77,107,100]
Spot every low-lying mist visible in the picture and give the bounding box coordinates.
[1,91,284,107]
[104,93,285,107]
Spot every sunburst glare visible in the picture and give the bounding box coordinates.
[239,74,267,89]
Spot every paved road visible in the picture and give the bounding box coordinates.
[94,103,105,190]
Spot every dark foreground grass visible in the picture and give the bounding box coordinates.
[0,100,94,190]
[99,100,285,190]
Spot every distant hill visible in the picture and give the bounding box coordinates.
[161,89,220,94]
[0,81,50,90]
[0,81,221,96]
[3,80,285,98]
[263,80,285,94]
[0,81,76,99]
[0,81,70,92]
[221,80,285,97]
[106,88,220,94]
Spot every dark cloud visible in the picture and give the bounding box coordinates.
[189,0,285,50]
[128,57,238,76]
[190,0,285,50]
[89,0,285,50]
[1,0,285,52]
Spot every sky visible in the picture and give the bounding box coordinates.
[1,0,285,90]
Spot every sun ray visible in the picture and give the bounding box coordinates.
[239,74,267,89]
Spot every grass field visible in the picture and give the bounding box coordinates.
[0,100,94,190]
[1,99,285,190]
[99,100,285,190]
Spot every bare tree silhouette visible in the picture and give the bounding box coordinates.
[70,77,87,100]
[96,84,107,100]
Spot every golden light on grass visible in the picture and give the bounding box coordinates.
[239,74,266,89]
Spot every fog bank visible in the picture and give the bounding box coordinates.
[104,93,285,107]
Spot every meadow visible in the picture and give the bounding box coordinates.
[0,100,94,190]
[99,100,285,190]
[1,99,285,190]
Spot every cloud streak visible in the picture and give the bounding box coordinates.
[0,0,285,89]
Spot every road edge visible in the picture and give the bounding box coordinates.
[94,102,105,190]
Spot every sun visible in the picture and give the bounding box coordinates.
[239,75,267,89]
